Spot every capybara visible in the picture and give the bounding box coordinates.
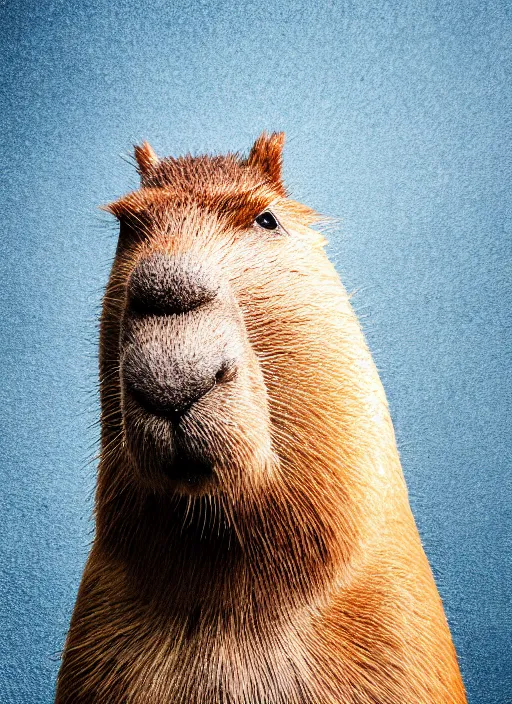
[55,133,467,703]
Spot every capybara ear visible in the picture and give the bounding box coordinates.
[134,141,160,176]
[246,131,286,191]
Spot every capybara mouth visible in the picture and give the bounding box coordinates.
[166,449,214,486]
[122,382,219,491]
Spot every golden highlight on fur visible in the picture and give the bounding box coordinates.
[55,133,467,703]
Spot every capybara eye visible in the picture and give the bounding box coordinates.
[255,211,279,231]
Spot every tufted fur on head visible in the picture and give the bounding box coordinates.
[55,133,466,704]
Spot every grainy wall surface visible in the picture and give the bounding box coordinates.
[1,1,510,702]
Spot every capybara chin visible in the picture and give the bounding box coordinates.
[55,133,466,703]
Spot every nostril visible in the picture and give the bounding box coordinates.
[215,361,238,385]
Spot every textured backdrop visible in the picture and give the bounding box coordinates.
[1,1,510,702]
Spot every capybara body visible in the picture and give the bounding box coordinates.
[56,134,466,703]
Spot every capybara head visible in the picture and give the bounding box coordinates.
[99,133,373,603]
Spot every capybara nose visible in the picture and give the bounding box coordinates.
[123,254,240,419]
[128,252,220,316]
[125,346,238,419]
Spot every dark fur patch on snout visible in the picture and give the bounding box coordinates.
[128,252,220,316]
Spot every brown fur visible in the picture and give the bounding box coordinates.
[55,133,466,703]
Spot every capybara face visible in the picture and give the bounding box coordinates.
[101,133,358,527]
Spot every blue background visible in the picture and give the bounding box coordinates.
[1,1,510,702]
